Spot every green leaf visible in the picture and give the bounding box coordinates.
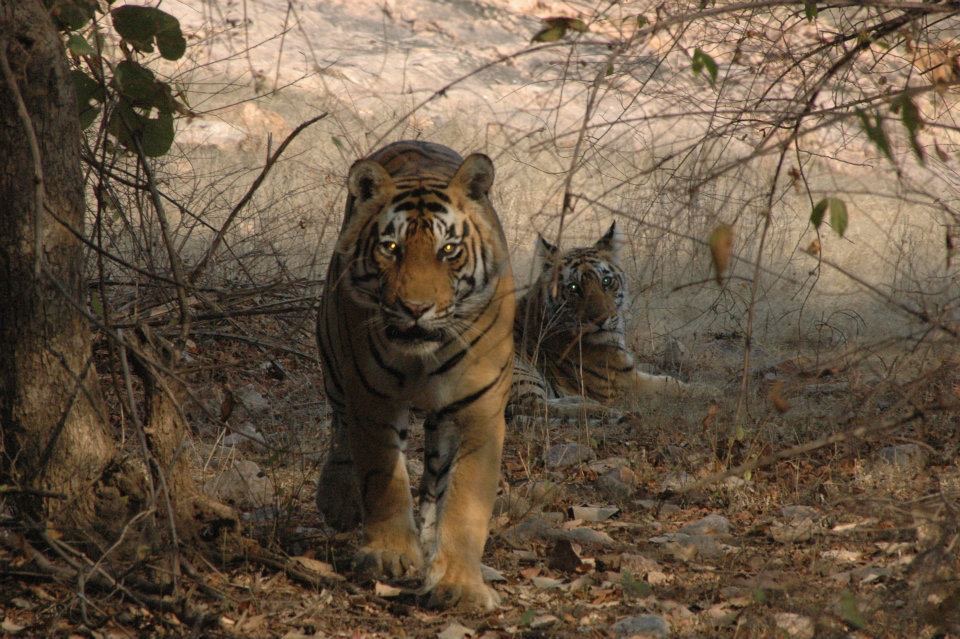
[519,609,536,626]
[892,93,924,163]
[692,48,718,85]
[140,111,175,157]
[811,198,828,229]
[111,5,185,59]
[829,197,848,237]
[839,591,867,629]
[855,108,893,162]
[52,0,97,31]
[544,16,587,33]
[67,33,95,55]
[114,60,157,101]
[71,69,103,128]
[532,25,566,42]
[804,1,818,21]
[636,15,649,28]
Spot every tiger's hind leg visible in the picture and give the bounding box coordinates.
[348,402,423,581]
[420,397,505,610]
[316,411,362,531]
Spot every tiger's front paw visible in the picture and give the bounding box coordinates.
[354,539,423,581]
[426,578,501,611]
[316,463,361,531]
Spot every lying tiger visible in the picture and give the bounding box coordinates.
[511,222,686,416]
[315,140,513,610]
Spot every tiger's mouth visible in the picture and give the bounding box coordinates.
[385,324,445,343]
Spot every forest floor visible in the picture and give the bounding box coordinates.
[2,309,957,638]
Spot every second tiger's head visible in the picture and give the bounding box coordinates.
[336,153,505,353]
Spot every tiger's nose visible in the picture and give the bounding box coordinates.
[398,299,433,319]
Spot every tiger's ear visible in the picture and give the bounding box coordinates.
[594,221,625,264]
[534,234,559,268]
[347,159,392,202]
[450,153,495,201]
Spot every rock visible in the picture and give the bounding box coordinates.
[598,466,638,501]
[680,513,732,536]
[570,505,620,522]
[587,457,630,473]
[235,384,270,414]
[770,517,816,543]
[481,564,506,582]
[875,444,927,469]
[780,505,819,521]
[493,492,532,520]
[531,576,563,589]
[523,480,562,506]
[222,421,267,449]
[529,614,559,629]
[660,471,695,491]
[204,460,275,508]
[610,614,670,638]
[544,442,596,468]
[560,527,616,547]
[437,622,474,639]
[620,553,662,577]
[649,532,727,561]
[773,612,815,639]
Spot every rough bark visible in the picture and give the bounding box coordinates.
[0,0,121,530]
[0,0,235,555]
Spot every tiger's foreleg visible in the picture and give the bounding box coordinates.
[347,402,423,580]
[316,411,362,531]
[420,389,506,610]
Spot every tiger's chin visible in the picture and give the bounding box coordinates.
[384,324,446,353]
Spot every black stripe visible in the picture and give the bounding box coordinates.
[349,345,389,399]
[433,358,511,421]
[430,300,501,376]
[368,332,405,385]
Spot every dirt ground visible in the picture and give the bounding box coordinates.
[2,309,957,638]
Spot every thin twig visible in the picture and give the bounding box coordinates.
[188,112,328,283]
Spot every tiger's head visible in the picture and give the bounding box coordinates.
[335,153,507,353]
[531,222,628,344]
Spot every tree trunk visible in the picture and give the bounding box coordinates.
[0,0,121,531]
[0,1,235,548]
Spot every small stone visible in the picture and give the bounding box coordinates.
[773,612,815,639]
[560,527,616,547]
[437,622,474,639]
[780,505,819,521]
[660,471,695,491]
[680,514,732,536]
[530,615,558,629]
[531,576,564,589]
[481,564,506,582]
[620,553,661,576]
[649,532,727,561]
[544,442,596,468]
[222,421,267,449]
[570,505,620,522]
[771,518,816,543]
[610,614,670,638]
[875,444,926,469]
[204,459,275,508]
[597,467,637,501]
[234,384,270,414]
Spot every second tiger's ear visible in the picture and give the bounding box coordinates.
[450,153,495,201]
[347,159,393,202]
[534,234,559,270]
[594,221,626,264]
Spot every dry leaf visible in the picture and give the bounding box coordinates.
[708,224,734,285]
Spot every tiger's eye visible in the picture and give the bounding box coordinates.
[440,242,459,257]
[381,241,399,255]
[601,275,613,288]
[566,281,580,294]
